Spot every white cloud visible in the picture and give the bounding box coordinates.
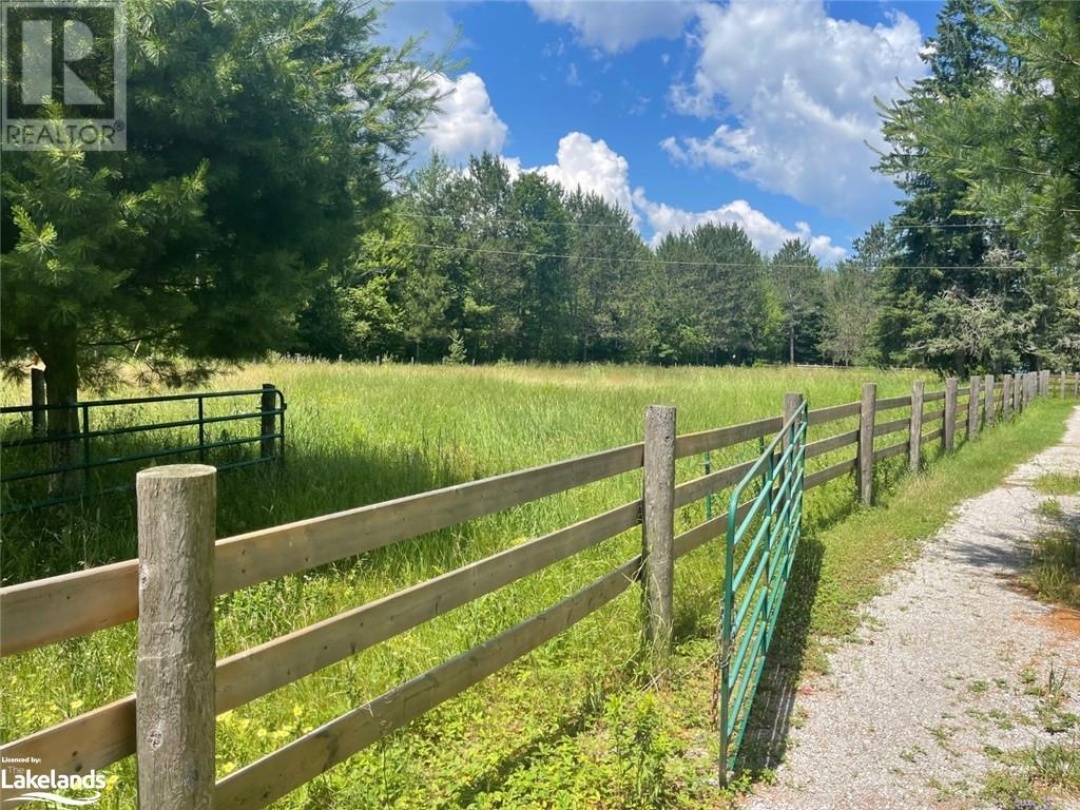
[537,132,636,218]
[665,0,926,221]
[419,73,508,162]
[529,0,696,53]
[632,190,846,262]
[520,131,843,261]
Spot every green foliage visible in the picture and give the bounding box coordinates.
[770,239,824,364]
[873,0,1080,374]
[446,330,467,365]
[1033,473,1080,497]
[1024,493,1080,609]
[820,224,891,366]
[1,0,441,405]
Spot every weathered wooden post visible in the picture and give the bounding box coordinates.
[1042,370,1051,397]
[909,379,924,472]
[31,367,46,437]
[1002,374,1013,420]
[642,405,675,659]
[1075,371,1079,397]
[943,377,958,451]
[857,383,876,505]
[983,374,994,427]
[137,465,217,810]
[967,377,979,442]
[261,383,277,460]
[1061,371,1067,398]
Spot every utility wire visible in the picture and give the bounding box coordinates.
[396,208,1012,234]
[391,240,1037,272]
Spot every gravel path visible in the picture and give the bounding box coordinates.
[743,406,1080,810]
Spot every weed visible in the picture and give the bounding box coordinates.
[1036,500,1065,520]
[1033,473,1080,496]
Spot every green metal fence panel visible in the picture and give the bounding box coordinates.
[0,387,286,515]
[719,401,807,779]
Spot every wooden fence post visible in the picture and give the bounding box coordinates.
[137,464,217,810]
[1042,370,1051,397]
[1075,371,1079,397]
[642,405,675,659]
[1002,374,1013,420]
[909,380,924,472]
[944,377,958,451]
[967,377,979,442]
[983,374,994,427]
[1016,373,1027,412]
[1061,371,1067,398]
[31,367,46,437]
[261,383,277,460]
[857,383,876,505]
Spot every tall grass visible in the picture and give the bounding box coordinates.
[1,360,1002,808]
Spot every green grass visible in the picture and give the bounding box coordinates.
[1033,472,1080,496]
[1025,492,1080,609]
[982,666,1080,809]
[0,363,1073,808]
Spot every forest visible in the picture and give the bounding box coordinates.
[2,0,1079,415]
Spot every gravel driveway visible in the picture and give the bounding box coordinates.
[742,406,1080,810]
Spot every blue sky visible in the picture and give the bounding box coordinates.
[383,0,946,262]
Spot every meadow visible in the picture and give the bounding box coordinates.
[1,361,1071,808]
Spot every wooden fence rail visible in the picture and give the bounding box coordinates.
[1,369,1076,807]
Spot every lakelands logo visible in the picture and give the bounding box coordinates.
[1,0,127,150]
[1,757,105,806]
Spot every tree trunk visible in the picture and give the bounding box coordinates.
[789,327,795,365]
[38,329,81,498]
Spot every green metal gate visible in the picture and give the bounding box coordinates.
[719,401,807,778]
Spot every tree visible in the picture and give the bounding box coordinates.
[873,0,1080,372]
[2,0,440,422]
[873,0,1001,367]
[769,240,825,365]
[563,190,649,362]
[820,223,892,366]
[642,223,773,365]
[507,173,570,360]
[459,153,518,360]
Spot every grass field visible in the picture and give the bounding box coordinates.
[1,361,1073,808]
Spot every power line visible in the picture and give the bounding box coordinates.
[391,240,1036,272]
[398,208,1015,235]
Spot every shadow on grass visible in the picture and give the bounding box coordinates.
[1,436,471,585]
[438,689,608,808]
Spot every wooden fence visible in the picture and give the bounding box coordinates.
[1,369,1077,807]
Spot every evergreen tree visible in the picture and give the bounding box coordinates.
[2,0,440,412]
[770,240,825,365]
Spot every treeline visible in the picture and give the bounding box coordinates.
[2,0,1078,414]
[292,0,1080,375]
[293,153,841,366]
